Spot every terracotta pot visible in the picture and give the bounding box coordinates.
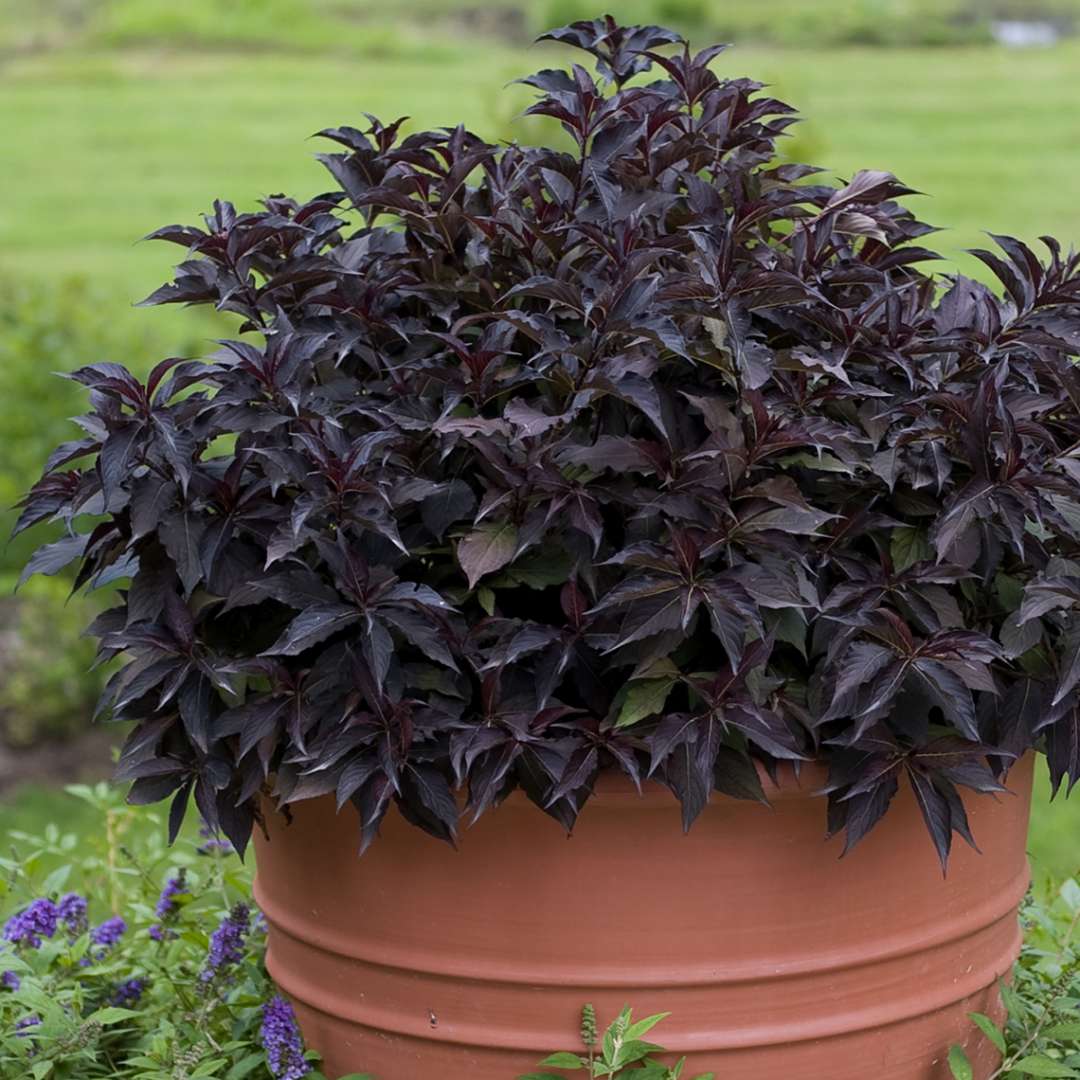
[253,754,1033,1080]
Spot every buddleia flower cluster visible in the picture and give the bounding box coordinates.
[0,859,312,1077]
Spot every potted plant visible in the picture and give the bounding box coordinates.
[15,15,1080,1079]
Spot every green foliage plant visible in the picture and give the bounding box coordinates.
[949,881,1080,1079]
[520,1004,714,1080]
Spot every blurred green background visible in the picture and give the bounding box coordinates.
[0,0,1076,875]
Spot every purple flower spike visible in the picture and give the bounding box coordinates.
[1,970,20,991]
[90,916,127,949]
[3,899,59,949]
[154,873,188,920]
[261,994,308,1080]
[198,822,234,856]
[111,978,146,1007]
[200,903,251,983]
[198,837,234,856]
[58,893,88,936]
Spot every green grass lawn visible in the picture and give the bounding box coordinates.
[1,36,1079,348]
[1030,766,1080,882]
[0,17,1077,877]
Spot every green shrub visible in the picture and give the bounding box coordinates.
[950,880,1080,1078]
[0,784,352,1080]
[90,0,458,61]
[705,0,993,47]
[0,277,173,751]
[0,276,187,750]
[8,0,1080,54]
[647,0,709,30]
[0,277,174,575]
[520,1005,714,1079]
[0,576,106,750]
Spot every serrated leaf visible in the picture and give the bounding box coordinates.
[457,522,518,589]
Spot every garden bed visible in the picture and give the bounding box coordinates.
[2,787,1080,1080]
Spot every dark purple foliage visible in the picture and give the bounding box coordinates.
[15,17,1080,867]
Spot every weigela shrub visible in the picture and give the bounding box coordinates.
[16,17,1080,866]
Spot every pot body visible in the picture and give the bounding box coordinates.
[253,755,1033,1080]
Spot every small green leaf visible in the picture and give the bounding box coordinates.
[968,1012,1006,1054]
[1000,979,1023,1018]
[477,586,496,615]
[617,677,676,728]
[948,1045,974,1080]
[39,864,72,896]
[613,1038,663,1068]
[994,572,1024,612]
[87,1006,141,1025]
[191,1060,228,1078]
[538,1052,586,1068]
[624,1012,671,1041]
[767,605,807,656]
[1011,1055,1080,1077]
[1043,1021,1080,1041]
[225,1051,268,1079]
[1059,878,1080,915]
[891,525,931,572]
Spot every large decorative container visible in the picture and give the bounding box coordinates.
[253,756,1033,1080]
